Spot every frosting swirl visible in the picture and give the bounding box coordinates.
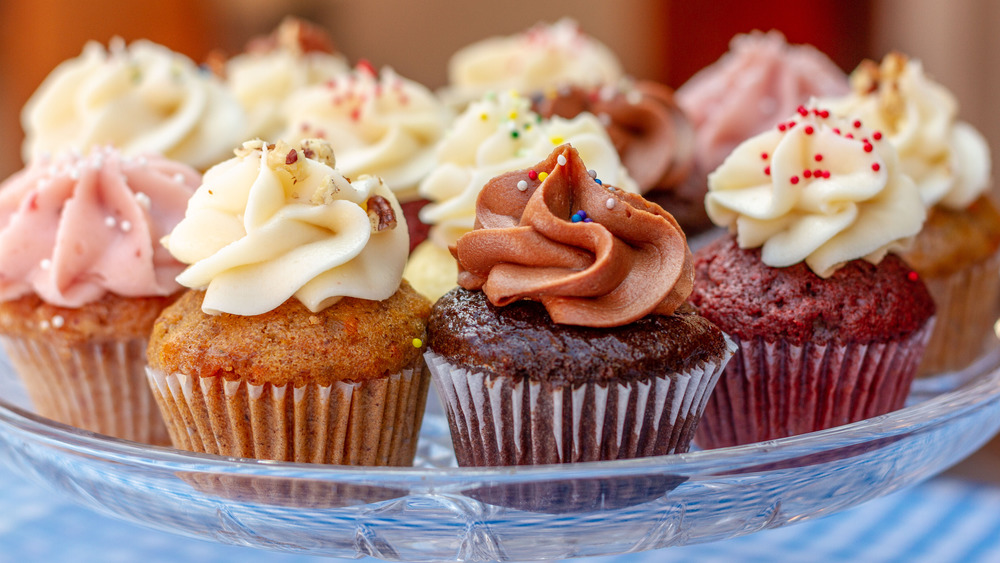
[823,53,990,210]
[165,139,408,315]
[280,62,451,201]
[443,18,623,107]
[455,145,693,327]
[0,146,199,307]
[706,104,925,277]
[418,91,637,250]
[533,81,695,195]
[225,18,350,142]
[22,38,248,171]
[676,30,849,177]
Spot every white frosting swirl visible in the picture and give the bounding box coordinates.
[444,18,623,107]
[418,91,638,249]
[706,104,925,277]
[22,38,248,171]
[823,54,991,210]
[165,139,408,315]
[280,63,450,201]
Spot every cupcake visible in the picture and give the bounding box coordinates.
[0,146,200,443]
[146,139,432,465]
[676,30,849,230]
[280,61,451,249]
[426,145,735,466]
[823,53,1000,375]
[221,17,350,143]
[691,103,935,449]
[441,18,624,109]
[532,80,702,233]
[22,38,248,171]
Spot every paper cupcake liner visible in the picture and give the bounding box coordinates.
[426,341,735,467]
[918,250,1000,375]
[0,335,169,445]
[695,320,934,450]
[146,360,430,465]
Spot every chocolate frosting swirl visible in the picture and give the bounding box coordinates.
[455,145,693,327]
[533,82,694,195]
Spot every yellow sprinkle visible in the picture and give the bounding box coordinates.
[538,172,549,181]
[509,111,518,120]
[550,136,564,145]
[509,89,520,98]
[412,338,423,348]
[479,112,489,121]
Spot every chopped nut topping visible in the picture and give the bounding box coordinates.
[366,195,397,231]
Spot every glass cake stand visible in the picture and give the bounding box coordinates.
[0,346,998,562]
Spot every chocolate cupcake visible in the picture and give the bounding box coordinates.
[426,145,735,466]
[691,103,935,449]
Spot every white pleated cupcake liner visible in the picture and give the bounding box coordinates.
[426,338,736,467]
[146,360,430,466]
[0,335,169,445]
[696,319,934,450]
[918,250,1000,375]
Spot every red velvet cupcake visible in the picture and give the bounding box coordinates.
[690,102,935,449]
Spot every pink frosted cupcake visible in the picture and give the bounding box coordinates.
[0,146,199,443]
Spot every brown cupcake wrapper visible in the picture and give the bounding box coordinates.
[426,340,735,467]
[918,250,1000,375]
[695,319,934,450]
[146,360,430,466]
[0,335,169,445]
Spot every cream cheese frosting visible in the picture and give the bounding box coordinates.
[22,38,248,171]
[165,139,409,316]
[706,103,925,277]
[280,62,450,202]
[0,146,199,307]
[225,17,350,142]
[823,53,991,210]
[418,91,637,250]
[443,18,623,107]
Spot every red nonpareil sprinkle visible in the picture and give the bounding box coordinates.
[872,163,881,172]
[846,133,854,139]
[350,107,361,121]
[814,154,824,162]
[853,119,862,128]
[788,121,796,128]
[790,175,800,185]
[528,169,538,180]
[27,192,38,211]
[761,152,769,160]
[819,109,830,118]
[833,128,841,135]
[804,126,815,135]
[864,143,874,153]
[815,169,825,178]
[907,271,919,282]
[803,170,813,179]
[356,59,376,75]
[873,131,883,141]
[797,105,808,116]
[778,123,787,132]
[285,150,298,165]
[764,166,771,175]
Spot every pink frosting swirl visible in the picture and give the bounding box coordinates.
[676,30,849,176]
[0,147,199,307]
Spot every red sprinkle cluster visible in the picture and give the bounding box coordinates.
[765,106,886,182]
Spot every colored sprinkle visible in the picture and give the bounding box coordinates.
[804,126,815,135]
[528,170,538,180]
[571,210,589,223]
[819,110,830,118]
[538,172,549,181]
[557,154,567,166]
[873,131,883,141]
[833,128,841,135]
[511,130,520,139]
[479,113,489,121]
[853,120,862,128]
[509,111,518,120]
[907,271,919,282]
[135,192,151,209]
[822,170,831,179]
[588,169,598,179]
[764,166,771,176]
[803,170,813,179]
[517,180,528,192]
[778,123,787,132]
[583,218,593,223]
[863,143,873,153]
[797,105,808,116]
[357,59,376,75]
[595,178,602,185]
[40,259,51,270]
[761,152,768,160]
[51,315,64,329]
[814,169,824,178]
[121,220,132,233]
[814,154,824,162]
[872,163,881,172]
[551,136,564,145]
[845,133,854,139]
[105,216,117,228]
[605,198,616,209]
[412,338,423,348]
[790,176,800,185]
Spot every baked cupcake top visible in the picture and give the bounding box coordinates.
[823,52,990,210]
[163,139,408,316]
[279,61,451,201]
[224,17,350,142]
[418,90,637,249]
[454,145,692,328]
[0,146,199,307]
[443,18,623,107]
[532,81,695,196]
[22,38,248,171]
[706,102,925,277]
[677,30,849,177]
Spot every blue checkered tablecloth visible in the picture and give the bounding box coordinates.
[0,459,997,563]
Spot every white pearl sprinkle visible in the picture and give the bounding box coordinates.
[105,216,117,228]
[120,220,132,233]
[517,180,528,192]
[40,259,51,270]
[605,197,616,209]
[557,155,567,166]
[173,173,185,184]
[135,192,151,210]
[51,315,64,329]
[39,320,50,331]
[588,169,597,179]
